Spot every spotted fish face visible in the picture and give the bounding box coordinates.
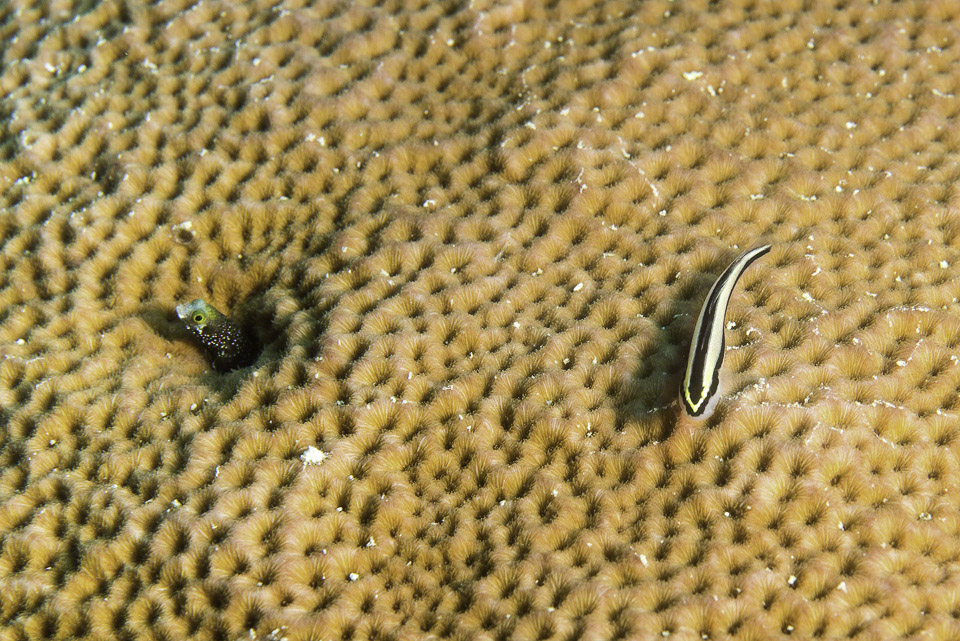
[176,299,257,371]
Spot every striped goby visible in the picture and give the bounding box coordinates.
[681,244,771,418]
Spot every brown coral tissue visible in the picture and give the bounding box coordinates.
[5,1,960,640]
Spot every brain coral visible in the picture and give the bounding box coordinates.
[4,0,960,639]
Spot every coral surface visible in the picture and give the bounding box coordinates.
[3,0,960,640]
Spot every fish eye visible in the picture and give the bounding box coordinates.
[193,313,205,323]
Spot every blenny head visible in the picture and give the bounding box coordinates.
[176,299,222,331]
[176,299,257,371]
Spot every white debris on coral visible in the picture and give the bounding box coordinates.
[300,446,328,466]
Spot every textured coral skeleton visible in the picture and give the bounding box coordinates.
[3,0,960,640]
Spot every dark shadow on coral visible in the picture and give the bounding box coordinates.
[141,301,189,343]
[617,272,710,440]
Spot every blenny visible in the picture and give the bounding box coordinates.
[176,299,257,372]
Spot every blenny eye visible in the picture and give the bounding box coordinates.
[193,313,205,323]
